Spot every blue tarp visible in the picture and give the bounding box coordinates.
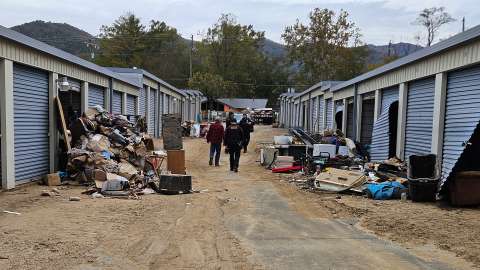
[365,182,406,200]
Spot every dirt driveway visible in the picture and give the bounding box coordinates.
[0,126,475,270]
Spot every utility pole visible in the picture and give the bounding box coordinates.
[462,17,465,32]
[189,34,193,80]
[85,38,98,60]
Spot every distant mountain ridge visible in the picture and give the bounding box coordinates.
[11,20,95,59]
[10,20,422,68]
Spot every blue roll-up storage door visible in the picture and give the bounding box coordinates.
[441,65,480,188]
[126,94,137,123]
[346,100,354,138]
[13,64,49,183]
[404,77,435,160]
[325,98,333,129]
[149,88,157,136]
[370,87,399,162]
[88,84,105,108]
[112,90,122,114]
[139,86,146,117]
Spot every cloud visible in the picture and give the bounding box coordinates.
[0,0,478,45]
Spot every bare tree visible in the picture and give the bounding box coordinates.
[413,7,456,46]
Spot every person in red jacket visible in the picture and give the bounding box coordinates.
[206,118,225,166]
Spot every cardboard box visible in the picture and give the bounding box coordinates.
[44,173,61,186]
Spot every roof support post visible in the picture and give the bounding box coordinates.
[355,93,363,141]
[135,90,140,115]
[342,98,348,135]
[0,59,15,189]
[431,72,447,159]
[81,81,88,114]
[108,78,113,113]
[373,89,381,121]
[396,83,408,159]
[48,71,59,174]
[121,92,127,115]
[145,86,151,126]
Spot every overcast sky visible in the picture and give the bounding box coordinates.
[0,0,478,45]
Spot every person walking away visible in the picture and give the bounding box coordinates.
[239,114,254,153]
[206,118,225,166]
[224,119,244,172]
[226,112,234,128]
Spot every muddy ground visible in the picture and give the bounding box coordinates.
[0,126,478,270]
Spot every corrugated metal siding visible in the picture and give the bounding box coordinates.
[441,65,480,187]
[112,80,139,96]
[0,38,109,87]
[112,90,122,114]
[312,97,318,132]
[88,84,105,108]
[139,86,146,117]
[149,88,157,136]
[346,100,354,138]
[126,94,137,122]
[338,34,480,94]
[370,87,399,162]
[13,64,49,182]
[158,93,163,135]
[325,98,333,129]
[360,98,375,145]
[404,77,435,159]
[318,97,324,131]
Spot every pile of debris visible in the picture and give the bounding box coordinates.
[64,106,165,198]
[263,128,416,201]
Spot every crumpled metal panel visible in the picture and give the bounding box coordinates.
[370,86,399,162]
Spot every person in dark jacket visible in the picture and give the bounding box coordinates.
[239,114,254,153]
[225,112,234,128]
[206,118,225,166]
[224,119,244,172]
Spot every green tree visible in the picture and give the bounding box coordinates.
[196,14,269,97]
[95,13,189,87]
[188,72,235,99]
[142,20,189,88]
[95,13,145,67]
[282,8,367,85]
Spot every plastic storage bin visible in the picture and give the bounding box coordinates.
[407,154,439,202]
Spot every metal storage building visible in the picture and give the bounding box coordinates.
[0,25,141,189]
[108,68,189,137]
[279,23,480,190]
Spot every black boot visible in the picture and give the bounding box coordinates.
[209,158,213,166]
